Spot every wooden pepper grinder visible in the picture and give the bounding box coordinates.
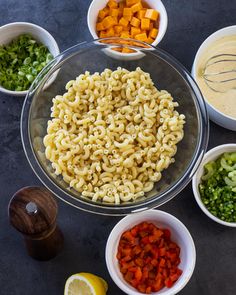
[8,186,64,261]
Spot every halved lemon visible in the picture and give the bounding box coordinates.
[64,273,108,295]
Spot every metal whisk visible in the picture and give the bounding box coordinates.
[203,54,236,93]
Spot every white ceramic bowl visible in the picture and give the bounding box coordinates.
[87,0,168,60]
[192,143,236,227]
[106,210,196,295]
[0,22,60,96]
[191,25,236,131]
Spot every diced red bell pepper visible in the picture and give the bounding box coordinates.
[137,283,146,293]
[121,255,132,262]
[166,259,172,269]
[141,236,150,245]
[162,268,168,279]
[142,266,149,281]
[170,273,179,282]
[159,247,166,256]
[120,261,135,270]
[144,243,152,252]
[139,230,149,238]
[131,226,139,237]
[121,248,132,256]
[148,270,156,279]
[133,245,142,255]
[163,229,171,239]
[124,271,134,282]
[159,258,166,267]
[146,286,152,294]
[165,278,174,288]
[135,258,144,267]
[152,277,163,292]
[159,238,164,248]
[135,267,142,281]
[150,259,158,267]
[122,231,136,245]
[117,222,182,294]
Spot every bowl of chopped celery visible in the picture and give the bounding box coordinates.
[0,22,59,96]
[192,144,236,227]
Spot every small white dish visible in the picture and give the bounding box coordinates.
[191,25,236,131]
[192,143,236,227]
[106,209,196,295]
[0,22,60,96]
[87,0,168,60]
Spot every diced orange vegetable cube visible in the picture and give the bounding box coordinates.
[149,21,154,31]
[123,15,132,22]
[110,8,119,17]
[130,16,140,27]
[98,8,109,20]
[131,27,141,37]
[136,9,146,19]
[140,29,147,34]
[131,2,143,13]
[123,7,133,16]
[146,37,154,44]
[106,27,115,37]
[145,9,159,21]
[98,10,105,20]
[114,25,123,34]
[149,28,158,39]
[119,17,129,27]
[122,47,136,53]
[99,30,107,38]
[126,0,140,7]
[107,0,118,9]
[120,31,130,38]
[112,16,118,25]
[141,18,150,30]
[102,16,116,29]
[96,22,104,31]
[134,32,147,42]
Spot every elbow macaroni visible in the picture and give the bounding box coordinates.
[44,67,185,204]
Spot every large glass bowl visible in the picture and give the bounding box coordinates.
[21,38,209,215]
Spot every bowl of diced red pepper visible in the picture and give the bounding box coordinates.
[105,210,196,294]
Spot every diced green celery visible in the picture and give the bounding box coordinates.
[199,152,236,223]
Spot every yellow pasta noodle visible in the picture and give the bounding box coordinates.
[44,67,185,204]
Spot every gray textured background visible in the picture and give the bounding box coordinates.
[0,0,236,294]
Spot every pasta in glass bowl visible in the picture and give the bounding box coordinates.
[21,38,209,215]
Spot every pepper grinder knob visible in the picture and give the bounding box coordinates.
[8,186,64,261]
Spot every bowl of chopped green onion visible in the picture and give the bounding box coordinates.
[192,144,236,227]
[0,22,59,96]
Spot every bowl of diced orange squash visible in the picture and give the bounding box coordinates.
[87,0,168,58]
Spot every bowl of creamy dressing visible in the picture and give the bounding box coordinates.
[192,26,236,131]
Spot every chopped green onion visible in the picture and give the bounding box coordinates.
[26,74,34,82]
[0,34,53,91]
[199,152,236,223]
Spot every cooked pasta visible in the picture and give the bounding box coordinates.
[43,67,185,204]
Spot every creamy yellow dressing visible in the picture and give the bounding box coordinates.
[196,35,236,118]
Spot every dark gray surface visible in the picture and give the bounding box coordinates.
[0,1,236,294]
